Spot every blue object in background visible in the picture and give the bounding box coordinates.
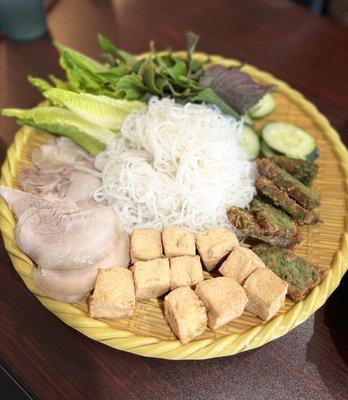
[291,0,326,14]
[0,0,47,41]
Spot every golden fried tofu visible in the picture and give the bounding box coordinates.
[130,229,163,263]
[195,277,248,330]
[162,226,196,258]
[195,227,239,271]
[170,255,204,290]
[132,258,170,300]
[219,246,265,285]
[89,268,135,319]
[243,268,288,321]
[164,286,207,344]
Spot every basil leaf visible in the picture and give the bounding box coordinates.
[154,75,168,93]
[97,63,128,84]
[166,61,188,81]
[186,32,199,78]
[116,74,146,100]
[139,59,163,95]
[132,59,145,74]
[98,34,137,68]
[186,31,199,59]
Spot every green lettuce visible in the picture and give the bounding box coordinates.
[44,88,145,129]
[2,107,112,156]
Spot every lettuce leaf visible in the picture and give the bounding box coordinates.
[56,43,109,94]
[27,76,53,93]
[2,107,113,155]
[49,74,72,90]
[44,88,145,129]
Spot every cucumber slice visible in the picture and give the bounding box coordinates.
[306,148,320,161]
[249,93,276,119]
[262,122,317,160]
[243,114,253,126]
[239,125,260,159]
[260,139,276,158]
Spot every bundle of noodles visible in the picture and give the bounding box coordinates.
[95,97,257,231]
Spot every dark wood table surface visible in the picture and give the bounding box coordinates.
[0,0,347,399]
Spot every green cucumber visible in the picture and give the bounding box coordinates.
[260,139,276,158]
[243,114,253,126]
[249,93,276,119]
[262,121,318,160]
[239,125,260,159]
[306,148,320,162]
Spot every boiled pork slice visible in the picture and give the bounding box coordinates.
[33,238,130,303]
[0,186,77,218]
[15,204,127,270]
[19,166,101,207]
[18,137,102,206]
[1,186,130,302]
[31,137,95,169]
[19,166,70,197]
[62,171,101,207]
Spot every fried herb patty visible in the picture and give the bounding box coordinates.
[253,244,326,301]
[255,175,318,225]
[227,199,302,249]
[270,156,318,186]
[257,158,320,210]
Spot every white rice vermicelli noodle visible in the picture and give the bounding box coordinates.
[94,97,256,231]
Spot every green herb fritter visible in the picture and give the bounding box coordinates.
[252,244,326,301]
[255,175,319,225]
[227,199,302,249]
[257,158,320,210]
[270,156,318,186]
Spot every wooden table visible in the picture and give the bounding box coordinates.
[1,1,347,399]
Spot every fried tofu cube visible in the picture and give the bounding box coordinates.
[89,268,135,319]
[195,277,248,330]
[243,268,288,321]
[162,226,196,258]
[130,229,163,263]
[164,287,207,344]
[196,227,239,271]
[132,258,170,300]
[219,246,265,285]
[170,255,204,290]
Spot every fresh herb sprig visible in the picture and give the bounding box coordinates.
[28,32,273,117]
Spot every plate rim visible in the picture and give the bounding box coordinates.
[1,52,347,360]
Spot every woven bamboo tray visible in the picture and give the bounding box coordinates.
[1,53,347,360]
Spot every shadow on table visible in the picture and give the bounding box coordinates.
[324,273,348,365]
[306,273,348,400]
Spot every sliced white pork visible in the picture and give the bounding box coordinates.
[62,171,101,207]
[19,166,101,206]
[1,137,129,303]
[1,186,130,302]
[0,186,77,218]
[32,239,130,303]
[18,137,102,206]
[19,166,70,197]
[15,204,126,269]
[31,137,95,169]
